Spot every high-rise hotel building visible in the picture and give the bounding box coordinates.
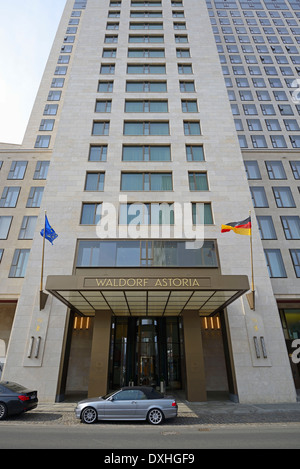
[0,0,299,402]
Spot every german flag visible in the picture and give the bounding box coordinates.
[221,216,251,236]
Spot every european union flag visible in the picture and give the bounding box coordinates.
[40,215,58,245]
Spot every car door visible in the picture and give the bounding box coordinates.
[104,390,138,419]
[134,390,151,419]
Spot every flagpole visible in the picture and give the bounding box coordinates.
[40,210,46,292]
[249,209,255,310]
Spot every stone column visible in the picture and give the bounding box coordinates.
[88,310,112,397]
[182,310,207,402]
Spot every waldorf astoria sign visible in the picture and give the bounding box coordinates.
[84,276,211,289]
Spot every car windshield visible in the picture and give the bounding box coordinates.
[101,391,117,400]
[0,381,29,392]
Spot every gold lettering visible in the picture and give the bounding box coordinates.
[192,279,200,287]
[173,278,181,287]
[155,279,162,287]
[96,278,107,287]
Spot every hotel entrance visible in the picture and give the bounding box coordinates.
[46,268,249,401]
[109,317,183,390]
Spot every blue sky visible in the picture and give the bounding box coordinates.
[0,0,67,144]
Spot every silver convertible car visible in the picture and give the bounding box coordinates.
[75,386,178,425]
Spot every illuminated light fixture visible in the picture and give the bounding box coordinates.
[73,316,91,330]
[202,316,221,330]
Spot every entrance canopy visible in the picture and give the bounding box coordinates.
[45,269,249,317]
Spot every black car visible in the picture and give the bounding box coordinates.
[0,381,38,420]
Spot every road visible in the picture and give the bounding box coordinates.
[0,422,299,450]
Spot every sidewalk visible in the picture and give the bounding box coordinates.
[30,391,300,426]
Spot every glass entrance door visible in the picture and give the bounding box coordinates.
[136,319,159,386]
[109,316,182,390]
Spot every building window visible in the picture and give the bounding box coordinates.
[126,81,167,92]
[270,135,287,148]
[273,187,296,207]
[257,216,276,239]
[18,216,38,240]
[26,187,44,208]
[178,64,193,74]
[95,100,112,112]
[265,161,286,179]
[127,64,166,74]
[192,203,213,225]
[123,121,169,135]
[104,35,118,43]
[98,81,114,92]
[179,81,195,92]
[0,216,13,239]
[35,136,51,148]
[92,121,110,135]
[284,120,300,131]
[51,78,65,88]
[7,161,27,180]
[106,22,119,29]
[89,145,108,162]
[128,48,165,57]
[264,249,287,278]
[54,66,67,75]
[44,104,58,115]
[47,91,61,101]
[0,249,3,263]
[290,161,300,179]
[128,35,164,43]
[181,100,198,112]
[33,161,50,180]
[124,100,168,112]
[84,173,105,191]
[183,121,201,135]
[281,216,300,239]
[121,172,172,191]
[103,49,117,57]
[39,119,55,131]
[188,172,208,191]
[100,64,115,74]
[81,203,102,225]
[290,136,300,148]
[64,35,75,43]
[119,203,174,225]
[265,119,281,131]
[0,187,20,208]
[122,145,170,161]
[251,135,267,148]
[290,249,300,277]
[186,145,204,161]
[175,35,188,43]
[244,161,261,179]
[76,239,218,268]
[176,48,190,57]
[9,249,30,278]
[250,187,268,207]
[129,22,163,29]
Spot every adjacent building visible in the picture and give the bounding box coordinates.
[0,0,299,403]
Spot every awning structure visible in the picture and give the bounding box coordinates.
[45,269,250,317]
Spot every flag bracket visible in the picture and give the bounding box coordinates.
[39,291,49,310]
[246,290,255,310]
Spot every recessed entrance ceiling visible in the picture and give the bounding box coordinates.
[45,270,250,317]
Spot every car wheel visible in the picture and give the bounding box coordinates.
[0,403,8,421]
[81,406,98,424]
[147,408,164,425]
